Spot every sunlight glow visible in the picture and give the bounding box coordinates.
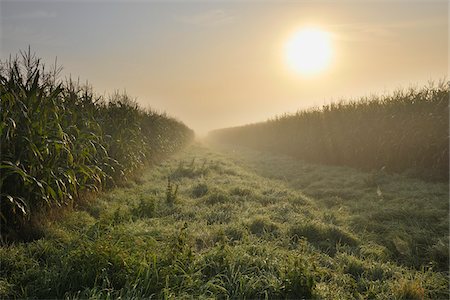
[284,28,332,75]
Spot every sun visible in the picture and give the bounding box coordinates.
[284,27,332,75]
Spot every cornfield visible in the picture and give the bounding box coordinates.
[209,83,449,181]
[0,50,194,235]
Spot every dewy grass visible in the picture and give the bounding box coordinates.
[0,143,448,299]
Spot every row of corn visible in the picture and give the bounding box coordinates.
[209,82,449,181]
[0,50,194,232]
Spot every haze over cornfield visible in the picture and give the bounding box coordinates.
[1,1,448,299]
[1,1,447,135]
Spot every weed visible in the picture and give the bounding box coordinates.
[170,159,208,179]
[166,177,178,206]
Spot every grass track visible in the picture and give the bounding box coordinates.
[1,143,448,299]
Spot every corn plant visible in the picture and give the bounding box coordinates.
[0,49,194,238]
[209,82,449,181]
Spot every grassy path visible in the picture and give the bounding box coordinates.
[210,143,449,271]
[1,143,448,299]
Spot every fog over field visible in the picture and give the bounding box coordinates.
[1,1,448,299]
[1,1,447,134]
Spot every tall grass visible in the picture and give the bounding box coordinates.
[209,83,449,181]
[0,49,194,238]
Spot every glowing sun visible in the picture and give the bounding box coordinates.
[284,28,332,75]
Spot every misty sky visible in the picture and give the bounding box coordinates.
[1,1,448,135]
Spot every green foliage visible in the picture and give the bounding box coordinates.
[209,83,449,181]
[0,50,194,238]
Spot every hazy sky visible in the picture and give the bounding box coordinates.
[1,1,448,135]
